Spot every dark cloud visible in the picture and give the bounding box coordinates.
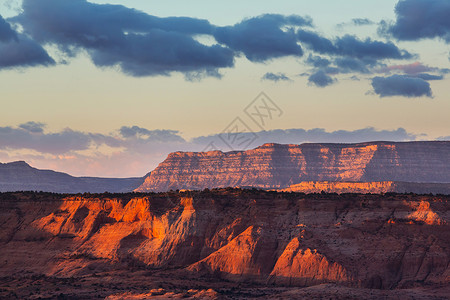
[334,57,372,73]
[262,72,291,82]
[214,14,310,62]
[297,30,335,54]
[0,35,55,69]
[414,73,444,80]
[17,0,233,77]
[14,0,315,77]
[374,62,445,81]
[337,18,375,29]
[308,70,335,87]
[0,14,17,42]
[0,13,54,70]
[298,30,412,60]
[335,35,412,59]
[352,18,375,26]
[371,75,432,98]
[18,122,46,133]
[305,55,330,68]
[388,0,450,42]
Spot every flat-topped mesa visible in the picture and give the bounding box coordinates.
[135,141,450,192]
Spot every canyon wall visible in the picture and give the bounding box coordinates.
[136,141,450,192]
[1,190,448,291]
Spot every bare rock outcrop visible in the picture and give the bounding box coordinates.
[0,190,448,291]
[136,141,450,192]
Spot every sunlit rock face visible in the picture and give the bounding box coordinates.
[282,181,450,194]
[136,141,450,192]
[1,191,448,290]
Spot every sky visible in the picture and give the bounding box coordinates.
[0,0,449,177]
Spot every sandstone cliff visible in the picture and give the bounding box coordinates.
[281,181,450,194]
[0,190,448,297]
[136,141,450,192]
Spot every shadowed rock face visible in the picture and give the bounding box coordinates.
[0,190,448,294]
[135,141,450,192]
[0,161,144,193]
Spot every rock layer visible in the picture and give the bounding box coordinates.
[136,141,450,192]
[281,181,450,194]
[0,190,449,291]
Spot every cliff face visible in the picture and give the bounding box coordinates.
[1,190,448,293]
[0,161,144,193]
[136,141,450,192]
[282,181,450,194]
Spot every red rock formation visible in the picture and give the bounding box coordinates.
[0,190,448,292]
[136,141,450,192]
[281,181,450,194]
[269,238,351,286]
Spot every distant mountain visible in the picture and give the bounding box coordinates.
[136,141,450,192]
[0,161,144,193]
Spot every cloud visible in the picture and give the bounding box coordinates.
[0,14,17,42]
[17,0,233,78]
[334,35,413,59]
[388,0,450,42]
[308,70,335,87]
[298,30,412,60]
[0,35,55,69]
[0,125,92,154]
[119,126,185,143]
[305,55,331,68]
[193,127,419,150]
[0,14,54,70]
[414,73,444,80]
[351,18,375,26]
[18,121,46,133]
[0,122,424,177]
[214,14,310,62]
[377,61,438,74]
[334,57,372,73]
[0,123,189,158]
[297,30,335,54]
[371,75,432,98]
[261,72,292,82]
[337,18,375,29]
[14,0,314,77]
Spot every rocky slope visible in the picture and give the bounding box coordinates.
[0,190,448,299]
[136,141,450,192]
[281,181,450,194]
[0,161,144,193]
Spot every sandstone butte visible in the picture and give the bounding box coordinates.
[135,141,450,193]
[0,190,449,299]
